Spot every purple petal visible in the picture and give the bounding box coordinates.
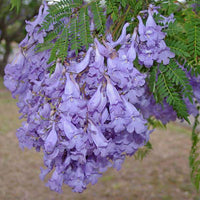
[46,169,64,193]
[146,9,157,27]
[94,38,111,57]
[88,120,108,148]
[127,44,136,62]
[44,124,58,153]
[62,118,78,139]
[108,23,130,48]
[63,73,80,100]
[69,47,93,73]
[137,16,145,35]
[122,97,140,116]
[88,85,102,112]
[25,4,47,34]
[106,79,122,105]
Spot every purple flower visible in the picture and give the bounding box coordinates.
[127,28,137,62]
[138,46,158,68]
[68,47,93,73]
[158,13,175,27]
[94,38,112,57]
[88,120,108,148]
[107,23,130,48]
[157,48,175,65]
[46,169,64,193]
[62,117,79,139]
[4,51,26,95]
[138,11,165,47]
[44,124,58,153]
[137,9,174,68]
[16,122,34,150]
[62,73,80,101]
[106,77,123,106]
[88,84,102,112]
[25,2,48,35]
[107,56,130,89]
[38,103,51,119]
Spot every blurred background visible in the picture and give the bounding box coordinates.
[0,0,41,76]
[0,0,199,200]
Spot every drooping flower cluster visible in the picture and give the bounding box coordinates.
[4,2,199,193]
[136,6,175,68]
[4,2,150,193]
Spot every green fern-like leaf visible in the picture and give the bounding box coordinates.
[166,40,190,59]
[149,65,158,93]
[133,0,144,14]
[158,0,200,76]
[36,42,54,53]
[47,25,69,64]
[36,23,63,53]
[154,62,190,122]
[70,16,80,55]
[57,27,69,62]
[165,21,184,36]
[185,19,200,66]
[190,108,200,191]
[117,0,127,8]
[160,60,193,101]
[42,0,82,31]
[149,59,193,122]
[106,0,118,22]
[90,0,106,34]
[79,7,92,49]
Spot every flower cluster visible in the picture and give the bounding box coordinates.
[4,2,150,193]
[137,7,175,68]
[4,2,200,193]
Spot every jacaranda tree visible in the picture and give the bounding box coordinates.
[4,0,200,193]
